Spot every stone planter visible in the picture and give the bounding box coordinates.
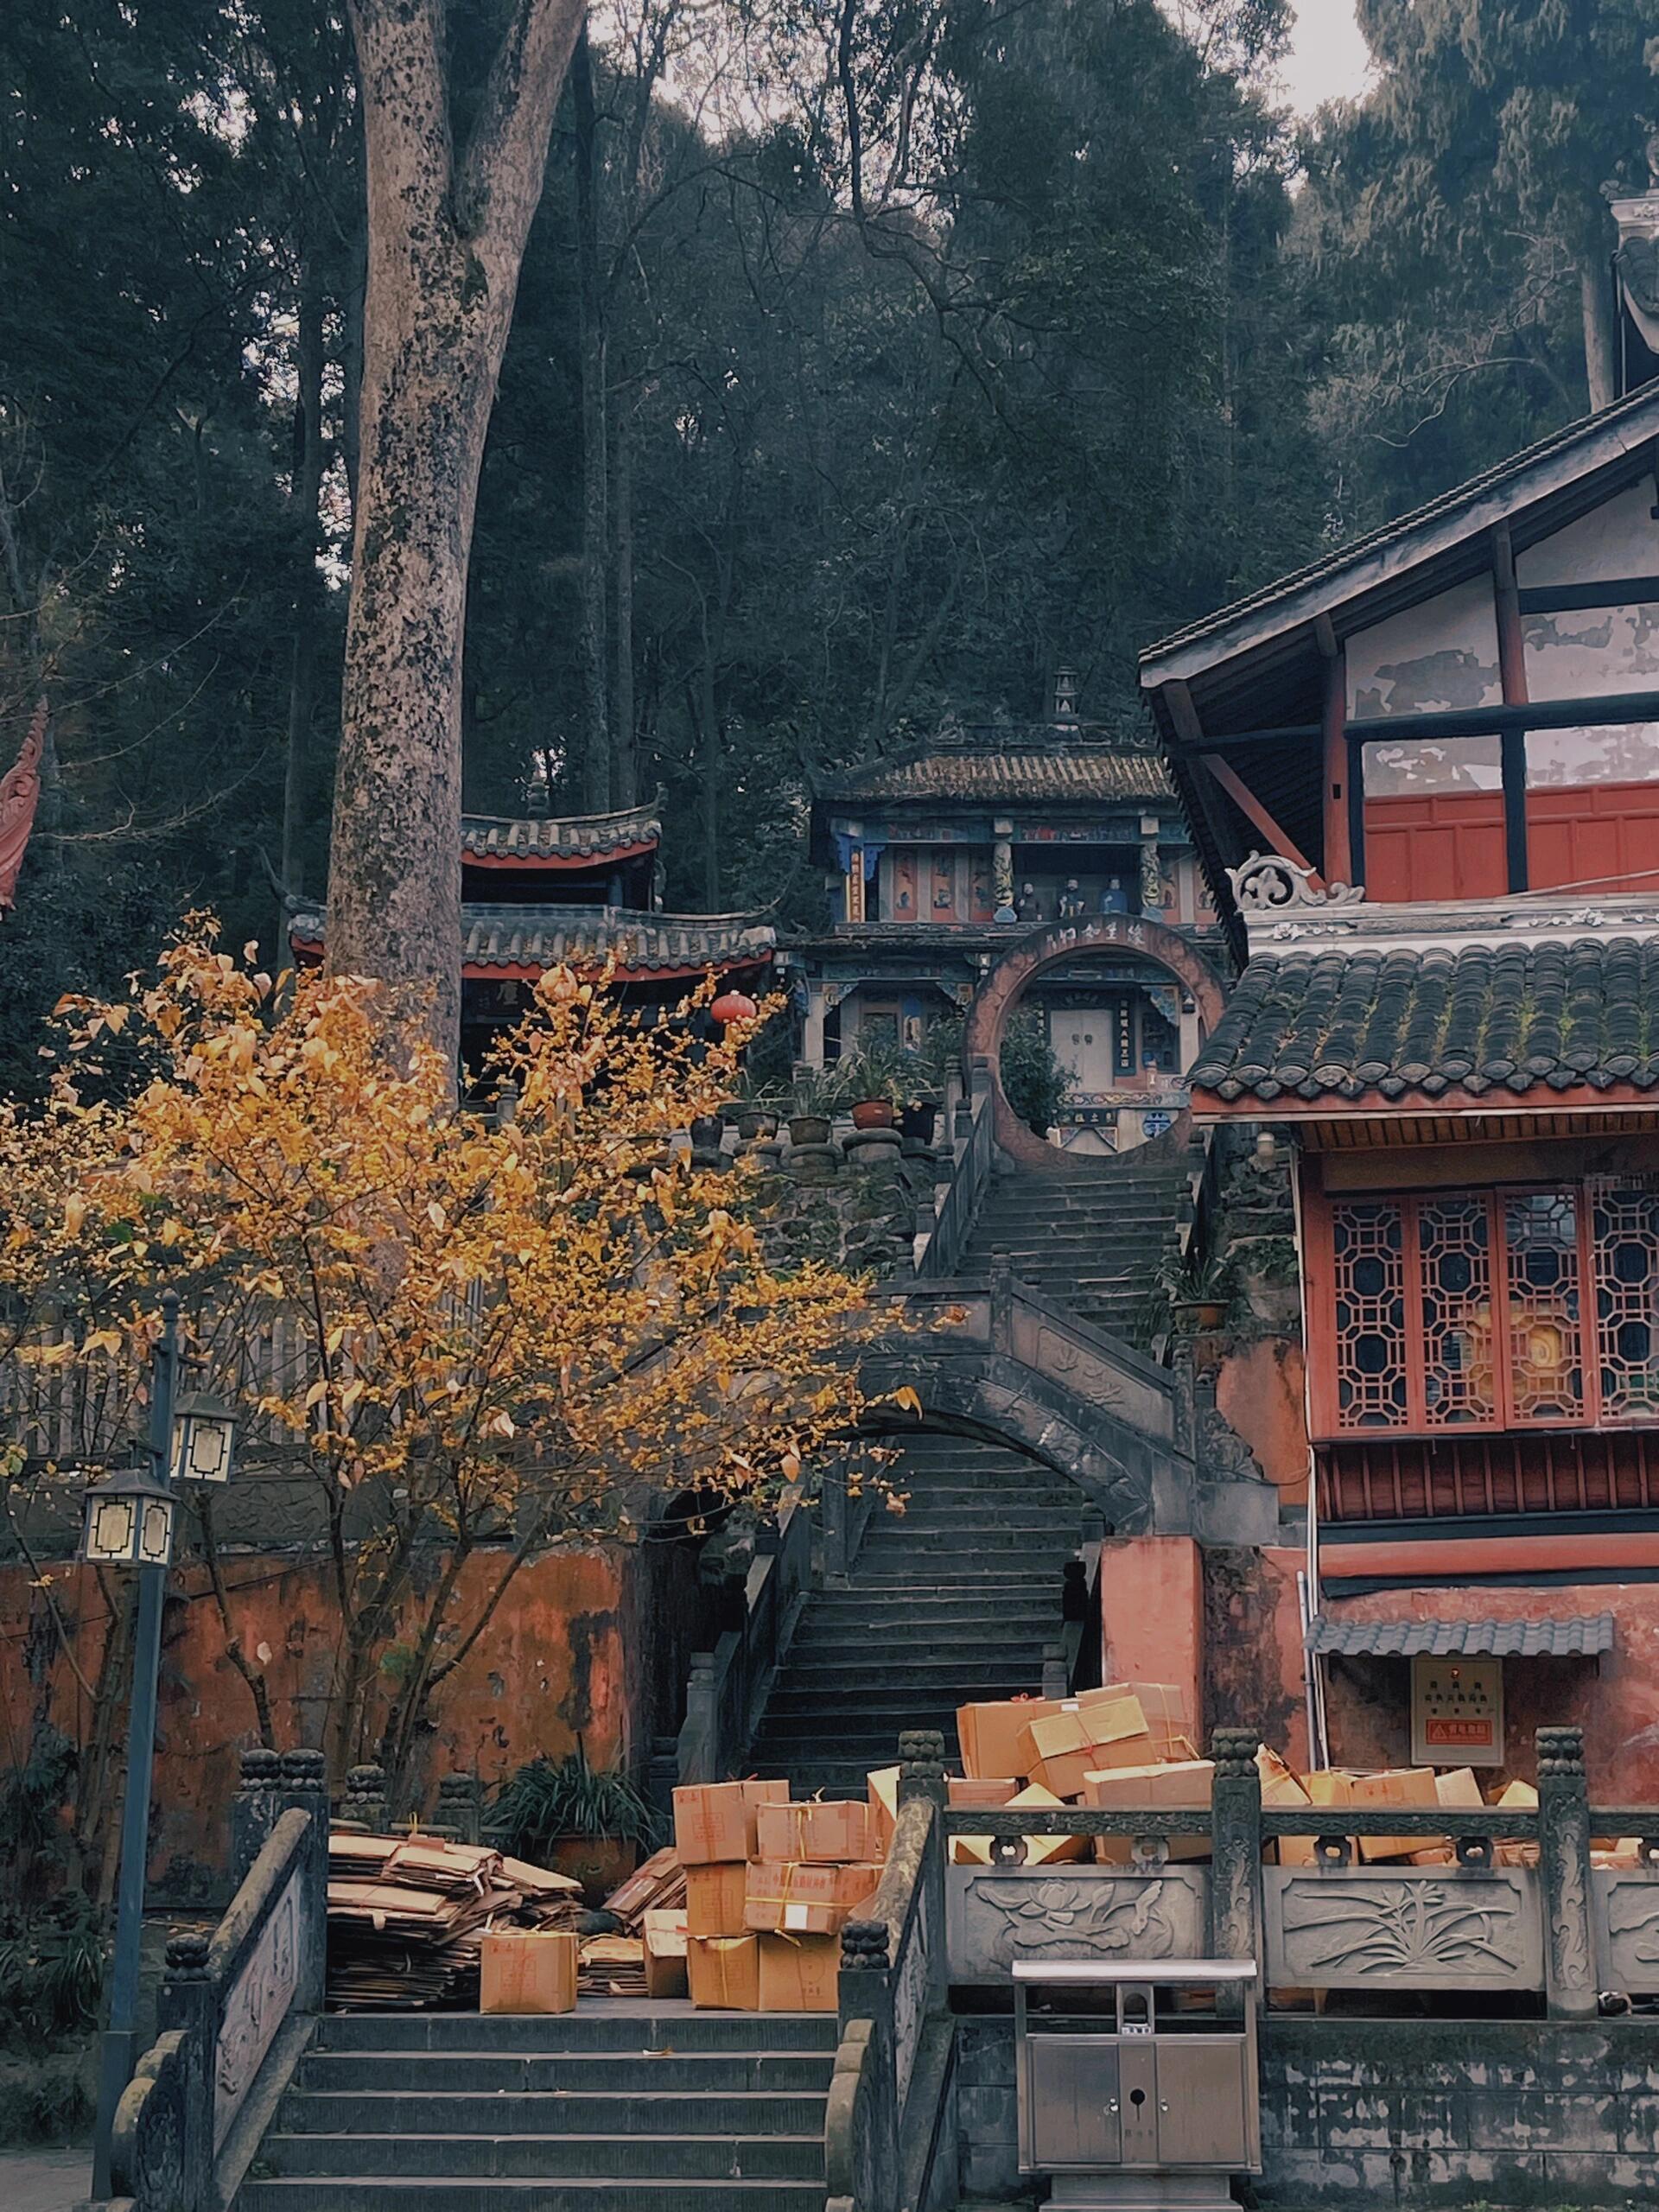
[899,1102,938,1144]
[737,1108,779,1140]
[1173,1298,1228,1334]
[850,1099,896,1131]
[547,1834,639,1905]
[789,1113,833,1147]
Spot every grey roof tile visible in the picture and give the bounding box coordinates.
[1308,1614,1615,1659]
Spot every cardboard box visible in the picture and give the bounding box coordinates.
[1435,1766,1484,1809]
[743,1859,882,1936]
[867,1766,899,1856]
[1491,1777,1539,1867]
[686,1933,760,2011]
[957,1694,1058,1782]
[948,1777,1020,1809]
[1084,1758,1214,1866]
[1096,1682,1192,1760]
[685,1859,750,1939]
[1257,1746,1319,1868]
[754,1800,872,1866]
[643,1908,688,1999]
[480,1928,577,2014]
[950,1783,1091,1868]
[672,1780,791,1865]
[1020,1694,1151,1801]
[1350,1766,1438,1862]
[756,1932,840,2012]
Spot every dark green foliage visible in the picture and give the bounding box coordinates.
[1000,1009,1073,1140]
[0,1723,78,1872]
[0,1893,107,2044]
[488,1744,665,1854]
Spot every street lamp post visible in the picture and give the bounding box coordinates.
[80,1293,236,2202]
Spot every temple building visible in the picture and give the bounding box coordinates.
[787,688,1223,1152]
[1141,372,1659,1781]
[289,793,774,1063]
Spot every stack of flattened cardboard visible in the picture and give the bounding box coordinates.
[326,1831,581,2010]
[671,1781,883,2012]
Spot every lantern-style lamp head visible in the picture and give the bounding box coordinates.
[170,1390,236,1486]
[80,1464,175,1568]
[710,988,759,1026]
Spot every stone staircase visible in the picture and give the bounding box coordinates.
[745,1429,1084,1796]
[238,2003,837,2212]
[962,1147,1192,1350]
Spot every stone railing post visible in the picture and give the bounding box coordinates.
[156,1934,213,2212]
[340,1762,388,1835]
[1041,1643,1069,1700]
[679,1654,718,1785]
[1209,1728,1262,2016]
[1538,1724,1596,2020]
[230,1749,283,1885]
[839,1918,899,2212]
[898,1727,948,1814]
[989,1259,1014,1351]
[437,1772,484,1845]
[823,1452,850,1586]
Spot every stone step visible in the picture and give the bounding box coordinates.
[313,2014,836,2055]
[263,2134,825,2181]
[279,2091,830,2138]
[785,1626,1054,1658]
[294,2053,834,2097]
[762,1665,1046,1704]
[238,2179,823,2212]
[750,1712,964,1746]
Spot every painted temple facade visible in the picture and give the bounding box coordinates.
[785,691,1223,1152]
[289,793,774,1062]
[1141,372,1659,1779]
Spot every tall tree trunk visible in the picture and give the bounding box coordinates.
[573,26,610,814]
[331,0,587,1064]
[280,261,326,941]
[611,398,636,808]
[697,650,719,912]
[1582,256,1618,414]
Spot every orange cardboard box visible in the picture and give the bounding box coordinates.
[643,1909,689,1999]
[1491,1777,1539,1867]
[957,1695,1058,1782]
[1435,1766,1484,1809]
[754,1800,872,1866]
[685,1859,750,1939]
[1257,1746,1319,1868]
[1084,1758,1214,1866]
[948,1777,1020,1809]
[950,1783,1090,1868]
[480,1928,577,2015]
[1096,1682,1192,1760]
[686,1934,760,2011]
[743,1859,882,1936]
[867,1767,899,1856]
[756,1933,840,2012]
[1020,1694,1151,1801]
[673,1780,791,1865]
[1350,1766,1438,1862]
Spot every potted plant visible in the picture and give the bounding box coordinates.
[488,1744,664,1905]
[839,1037,913,1130]
[899,1091,939,1144]
[734,1065,784,1141]
[787,1064,842,1147]
[1160,1246,1232,1333]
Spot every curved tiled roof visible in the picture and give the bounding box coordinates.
[1190,937,1659,1103]
[1307,1614,1615,1658]
[461,794,662,862]
[829,739,1173,805]
[289,903,774,977]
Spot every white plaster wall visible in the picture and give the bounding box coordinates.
[1514,478,1659,587]
[1522,604,1659,702]
[1347,575,1502,721]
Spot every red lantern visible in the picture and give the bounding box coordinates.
[710,988,758,1025]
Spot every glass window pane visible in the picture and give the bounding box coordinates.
[1419,1196,1496,1427]
[1592,1186,1659,1421]
[1503,1192,1584,1423]
[1332,1201,1408,1428]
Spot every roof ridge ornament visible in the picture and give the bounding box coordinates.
[1227,850,1365,915]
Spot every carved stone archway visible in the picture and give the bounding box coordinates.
[963,912,1230,1170]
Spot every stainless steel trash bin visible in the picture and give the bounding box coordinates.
[1014,1958,1260,2212]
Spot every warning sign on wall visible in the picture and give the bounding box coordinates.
[1410,1655,1504,1767]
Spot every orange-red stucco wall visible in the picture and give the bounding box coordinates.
[0,1548,634,1898]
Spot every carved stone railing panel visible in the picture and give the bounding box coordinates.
[110,2029,194,2212]
[1592,1866,1659,1991]
[1263,1866,1541,1993]
[213,1859,304,2149]
[946,1866,1208,1985]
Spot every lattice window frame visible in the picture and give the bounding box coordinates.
[1306,1178,1649,1440]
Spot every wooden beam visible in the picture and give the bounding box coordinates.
[1200,753,1323,883]
[1517,575,1659,615]
[1316,620,1352,887]
[1492,524,1530,894]
[1166,688,1659,753]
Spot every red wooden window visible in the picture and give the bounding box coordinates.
[1306,1182,1659,1440]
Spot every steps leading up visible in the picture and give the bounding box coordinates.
[744,1433,1081,1795]
[962,1151,1192,1351]
[237,2005,837,2212]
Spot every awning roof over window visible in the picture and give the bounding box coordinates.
[1306,1613,1616,1659]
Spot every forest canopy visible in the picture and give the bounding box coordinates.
[2,0,1653,1090]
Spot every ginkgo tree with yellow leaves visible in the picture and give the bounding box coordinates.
[3,920,909,1801]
